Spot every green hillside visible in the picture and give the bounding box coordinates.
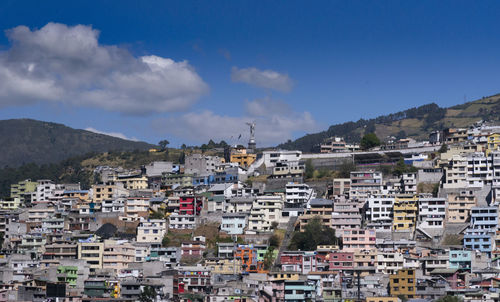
[278,94,500,152]
[0,119,156,167]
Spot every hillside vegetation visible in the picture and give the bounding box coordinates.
[278,94,500,152]
[0,119,156,167]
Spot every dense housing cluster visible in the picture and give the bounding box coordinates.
[3,122,500,301]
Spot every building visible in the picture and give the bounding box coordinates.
[418,197,446,229]
[340,228,376,252]
[389,269,416,299]
[221,213,247,235]
[169,213,196,230]
[185,154,222,175]
[393,195,418,231]
[285,182,315,207]
[464,206,498,256]
[102,240,135,272]
[366,195,394,224]
[446,191,477,223]
[247,195,285,233]
[230,148,256,168]
[350,171,383,201]
[10,179,37,205]
[136,219,167,243]
[179,196,202,215]
[331,202,362,230]
[331,178,351,196]
[78,242,104,270]
[280,251,318,274]
[299,198,333,232]
[91,182,128,203]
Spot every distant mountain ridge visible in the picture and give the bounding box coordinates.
[278,94,500,152]
[0,119,155,167]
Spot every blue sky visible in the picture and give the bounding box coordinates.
[1,0,500,147]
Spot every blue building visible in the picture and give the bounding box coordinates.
[221,213,248,235]
[449,250,471,270]
[463,206,498,256]
[284,280,316,301]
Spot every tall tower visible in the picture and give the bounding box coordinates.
[246,122,256,152]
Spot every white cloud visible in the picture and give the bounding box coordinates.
[153,98,317,146]
[85,127,139,141]
[0,23,208,114]
[231,66,293,92]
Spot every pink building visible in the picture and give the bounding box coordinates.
[280,251,318,274]
[340,228,376,252]
[328,252,354,270]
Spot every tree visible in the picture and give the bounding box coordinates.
[269,234,280,248]
[263,246,276,270]
[139,285,156,302]
[338,160,356,178]
[360,133,381,150]
[305,159,314,179]
[158,140,169,151]
[436,296,462,302]
[161,234,170,247]
[289,216,340,251]
[438,143,448,153]
[179,152,186,164]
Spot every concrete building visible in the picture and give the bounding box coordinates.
[446,191,477,223]
[102,240,135,272]
[91,182,128,203]
[393,195,418,231]
[299,198,333,232]
[168,213,196,230]
[78,242,104,270]
[247,195,285,233]
[285,182,316,207]
[389,269,416,299]
[464,206,498,256]
[418,197,446,229]
[10,179,37,205]
[366,195,394,224]
[136,218,167,243]
[331,202,362,230]
[221,213,247,235]
[350,171,383,201]
[340,228,376,252]
[185,154,222,175]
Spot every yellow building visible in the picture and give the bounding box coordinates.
[204,258,242,274]
[389,269,416,299]
[393,196,418,231]
[230,148,256,168]
[92,182,128,203]
[487,133,500,155]
[78,242,104,270]
[10,179,37,204]
[0,197,21,210]
[446,191,476,223]
[116,176,148,190]
[268,272,301,281]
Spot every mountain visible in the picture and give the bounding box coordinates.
[278,94,500,152]
[0,119,156,167]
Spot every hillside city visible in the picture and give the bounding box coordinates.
[3,121,500,302]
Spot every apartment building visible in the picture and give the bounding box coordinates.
[168,213,196,230]
[418,197,446,229]
[389,269,416,299]
[280,251,318,274]
[225,197,255,213]
[102,240,135,272]
[247,195,285,233]
[464,206,498,256]
[125,197,150,216]
[350,171,383,200]
[78,242,104,270]
[377,251,404,274]
[331,178,351,196]
[136,219,167,243]
[446,191,477,223]
[185,154,222,175]
[331,202,362,230]
[366,195,394,224]
[285,182,315,206]
[340,228,376,252]
[221,213,247,235]
[393,196,418,231]
[91,182,128,203]
[299,198,333,232]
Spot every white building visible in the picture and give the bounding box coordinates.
[350,171,383,200]
[366,195,394,224]
[262,150,302,167]
[418,197,446,229]
[168,213,196,230]
[247,195,286,233]
[136,219,167,243]
[36,180,56,202]
[285,182,316,206]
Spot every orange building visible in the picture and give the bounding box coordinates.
[234,244,267,273]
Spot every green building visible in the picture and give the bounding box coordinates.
[10,179,37,205]
[57,266,78,288]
